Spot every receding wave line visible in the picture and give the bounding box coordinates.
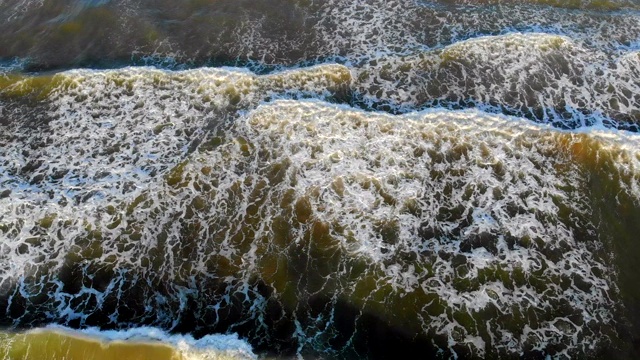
[355,33,640,130]
[1,0,640,71]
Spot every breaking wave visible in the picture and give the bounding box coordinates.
[2,0,640,359]
[1,65,639,356]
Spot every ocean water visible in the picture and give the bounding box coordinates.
[1,0,640,359]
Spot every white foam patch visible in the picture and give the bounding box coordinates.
[115,99,636,356]
[0,0,45,22]
[0,64,350,299]
[1,74,639,356]
[353,32,640,130]
[0,64,350,203]
[0,60,24,76]
[235,100,639,355]
[305,0,640,58]
[437,0,640,8]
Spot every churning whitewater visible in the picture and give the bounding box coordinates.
[1,0,640,359]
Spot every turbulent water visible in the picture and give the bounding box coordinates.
[1,0,640,359]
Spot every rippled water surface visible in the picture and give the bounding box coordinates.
[1,0,640,359]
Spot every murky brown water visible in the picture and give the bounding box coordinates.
[1,1,640,359]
